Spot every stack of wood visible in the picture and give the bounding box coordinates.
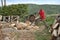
[15,21,39,31]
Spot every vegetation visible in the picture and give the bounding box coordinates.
[0,4,60,21]
[35,30,51,40]
[0,4,28,15]
[0,4,28,21]
[28,4,60,14]
[0,4,60,15]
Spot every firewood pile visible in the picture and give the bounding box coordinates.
[0,20,39,40]
[15,22,39,31]
[0,21,39,31]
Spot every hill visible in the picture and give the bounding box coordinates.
[28,4,60,14]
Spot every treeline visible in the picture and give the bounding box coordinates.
[0,4,29,21]
[0,4,60,16]
[0,4,28,16]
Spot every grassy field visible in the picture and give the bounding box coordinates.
[35,16,55,40]
[35,29,51,40]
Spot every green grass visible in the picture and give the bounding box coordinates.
[35,16,55,40]
[35,29,51,40]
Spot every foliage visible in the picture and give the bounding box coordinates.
[46,16,55,25]
[0,4,29,21]
[28,4,60,14]
[0,4,60,21]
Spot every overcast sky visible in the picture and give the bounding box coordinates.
[0,0,60,6]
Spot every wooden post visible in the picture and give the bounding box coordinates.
[3,16,10,22]
[11,15,19,23]
[1,0,3,7]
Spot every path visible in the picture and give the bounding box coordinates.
[1,25,45,40]
[2,28,35,40]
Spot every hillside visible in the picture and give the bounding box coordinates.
[28,4,60,14]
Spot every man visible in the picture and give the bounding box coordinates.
[29,15,36,26]
[39,9,45,20]
[39,9,48,28]
[50,15,60,40]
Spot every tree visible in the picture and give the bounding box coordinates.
[0,4,28,21]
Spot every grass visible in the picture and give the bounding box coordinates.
[35,28,51,40]
[35,16,55,40]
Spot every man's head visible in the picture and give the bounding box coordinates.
[29,15,35,22]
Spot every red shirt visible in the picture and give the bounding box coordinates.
[39,9,45,20]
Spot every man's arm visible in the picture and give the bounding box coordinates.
[53,23,59,29]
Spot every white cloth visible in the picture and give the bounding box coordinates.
[53,23,59,29]
[52,23,59,37]
[58,26,60,35]
[52,29,58,37]
[31,21,35,26]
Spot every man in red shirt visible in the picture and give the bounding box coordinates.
[39,9,45,20]
[39,9,48,28]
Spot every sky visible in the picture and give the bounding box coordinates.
[0,0,60,6]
